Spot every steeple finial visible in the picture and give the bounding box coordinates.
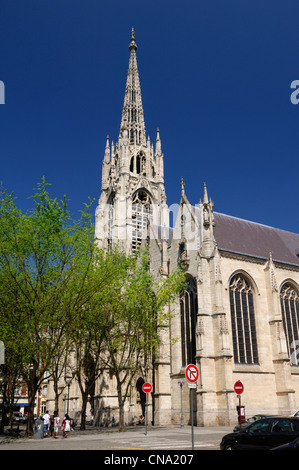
[104,135,110,163]
[203,182,209,204]
[180,176,185,196]
[129,28,137,51]
[156,128,161,154]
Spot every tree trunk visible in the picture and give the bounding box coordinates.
[53,379,60,415]
[0,374,8,434]
[25,366,39,437]
[0,402,7,434]
[116,381,125,432]
[26,388,36,437]
[80,392,88,430]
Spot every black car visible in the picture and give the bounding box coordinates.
[13,411,27,424]
[272,437,299,450]
[220,416,299,450]
[233,414,274,432]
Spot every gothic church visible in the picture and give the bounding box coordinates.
[93,30,299,426]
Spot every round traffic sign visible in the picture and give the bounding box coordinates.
[234,380,244,394]
[185,364,199,383]
[142,382,152,393]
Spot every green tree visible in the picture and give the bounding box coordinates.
[101,247,185,431]
[0,179,185,436]
[0,179,98,436]
[69,246,130,430]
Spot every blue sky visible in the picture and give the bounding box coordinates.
[1,0,299,233]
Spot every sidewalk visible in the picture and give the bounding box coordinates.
[0,423,233,450]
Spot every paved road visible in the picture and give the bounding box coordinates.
[0,424,232,451]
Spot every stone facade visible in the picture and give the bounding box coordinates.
[47,30,299,427]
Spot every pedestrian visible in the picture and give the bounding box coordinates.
[43,410,51,437]
[137,415,144,425]
[53,411,60,439]
[50,414,54,436]
[89,408,94,425]
[62,413,71,438]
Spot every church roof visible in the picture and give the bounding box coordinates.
[152,209,299,268]
[214,212,299,267]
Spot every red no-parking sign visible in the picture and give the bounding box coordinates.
[234,380,244,394]
[142,382,152,393]
[185,364,199,383]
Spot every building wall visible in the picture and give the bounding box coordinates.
[164,238,299,427]
[45,195,299,428]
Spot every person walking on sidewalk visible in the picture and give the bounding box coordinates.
[53,412,60,439]
[62,414,71,438]
[43,411,50,437]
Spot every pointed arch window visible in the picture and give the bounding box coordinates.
[229,274,259,365]
[136,155,141,174]
[280,283,299,367]
[130,157,134,172]
[180,277,198,367]
[130,152,146,175]
[107,194,115,251]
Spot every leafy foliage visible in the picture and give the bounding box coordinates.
[0,179,186,434]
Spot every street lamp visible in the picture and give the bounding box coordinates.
[178,379,184,428]
[63,393,67,416]
[66,380,72,415]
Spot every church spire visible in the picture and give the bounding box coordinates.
[119,29,146,145]
[96,29,168,253]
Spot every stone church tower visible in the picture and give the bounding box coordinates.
[95,29,169,254]
[94,29,299,428]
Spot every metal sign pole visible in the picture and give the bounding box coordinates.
[178,379,184,428]
[145,392,148,436]
[191,388,194,450]
[239,394,242,432]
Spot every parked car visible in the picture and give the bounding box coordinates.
[233,414,274,432]
[272,437,299,450]
[220,416,299,450]
[13,412,27,424]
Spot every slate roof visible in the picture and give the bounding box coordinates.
[214,212,299,267]
[152,210,299,268]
